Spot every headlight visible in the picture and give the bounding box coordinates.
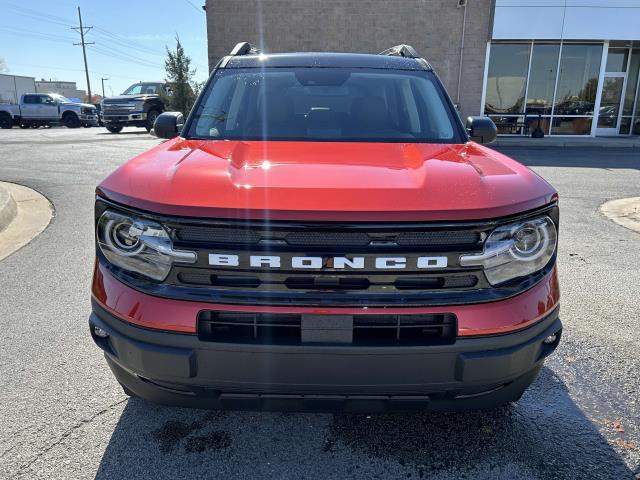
[96,210,196,281]
[81,107,94,114]
[460,216,557,286]
[134,100,145,110]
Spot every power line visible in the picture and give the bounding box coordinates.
[3,3,74,27]
[88,45,162,71]
[182,0,205,15]
[6,61,150,80]
[0,26,76,43]
[92,26,166,57]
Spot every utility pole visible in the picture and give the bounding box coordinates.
[72,7,94,102]
[101,77,109,98]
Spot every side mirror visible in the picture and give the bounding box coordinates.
[153,112,184,139]
[466,116,497,144]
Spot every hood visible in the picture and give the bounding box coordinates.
[103,94,158,102]
[98,140,557,221]
[59,101,92,108]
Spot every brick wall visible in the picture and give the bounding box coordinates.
[206,0,493,118]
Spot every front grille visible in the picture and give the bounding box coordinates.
[161,218,491,306]
[175,225,481,248]
[103,103,135,113]
[197,311,457,346]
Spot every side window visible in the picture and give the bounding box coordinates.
[23,95,38,104]
[41,95,55,104]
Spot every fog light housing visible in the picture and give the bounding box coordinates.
[94,326,109,338]
[543,333,558,345]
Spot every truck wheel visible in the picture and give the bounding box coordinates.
[145,109,160,132]
[106,125,123,134]
[63,112,81,128]
[19,122,30,129]
[0,112,12,129]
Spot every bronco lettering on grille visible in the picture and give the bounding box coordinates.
[208,254,448,269]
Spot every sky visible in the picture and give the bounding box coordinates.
[0,0,210,97]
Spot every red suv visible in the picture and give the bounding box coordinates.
[90,44,561,412]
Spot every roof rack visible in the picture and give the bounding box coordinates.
[229,42,261,56]
[379,44,420,59]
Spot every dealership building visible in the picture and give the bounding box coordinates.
[206,0,640,137]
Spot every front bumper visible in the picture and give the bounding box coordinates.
[80,114,99,125]
[102,112,147,124]
[90,299,561,412]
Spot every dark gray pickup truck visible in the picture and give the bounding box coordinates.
[100,82,169,133]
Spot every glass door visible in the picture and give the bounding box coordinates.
[597,75,625,134]
[596,46,630,135]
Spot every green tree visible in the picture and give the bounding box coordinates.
[164,36,196,114]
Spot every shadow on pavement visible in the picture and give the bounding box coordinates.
[492,146,640,170]
[95,367,633,479]
[95,130,151,136]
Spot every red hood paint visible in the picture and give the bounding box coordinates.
[98,138,557,221]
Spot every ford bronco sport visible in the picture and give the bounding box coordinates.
[90,43,561,412]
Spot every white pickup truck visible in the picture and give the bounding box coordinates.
[0,93,98,129]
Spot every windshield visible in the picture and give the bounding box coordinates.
[51,94,73,103]
[186,67,461,142]
[122,83,162,95]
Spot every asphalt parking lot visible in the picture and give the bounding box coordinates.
[0,127,639,479]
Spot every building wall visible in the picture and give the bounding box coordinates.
[206,0,494,118]
[493,0,640,40]
[0,74,36,104]
[35,81,86,101]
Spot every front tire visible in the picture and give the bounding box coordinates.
[0,112,13,129]
[145,109,160,132]
[63,112,81,128]
[106,125,123,134]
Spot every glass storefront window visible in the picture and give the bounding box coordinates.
[488,115,525,135]
[526,44,560,116]
[551,117,593,135]
[554,44,603,117]
[484,44,530,115]
[619,117,631,135]
[526,115,551,135]
[623,49,640,116]
[606,48,629,72]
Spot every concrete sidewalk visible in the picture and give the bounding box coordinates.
[601,197,640,234]
[0,182,53,260]
[493,136,640,148]
[0,183,18,232]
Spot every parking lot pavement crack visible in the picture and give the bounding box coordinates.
[12,398,128,477]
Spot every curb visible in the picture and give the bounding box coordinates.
[0,182,53,261]
[601,197,640,234]
[0,183,18,233]
[492,139,640,149]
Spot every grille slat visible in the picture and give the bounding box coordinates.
[197,312,457,346]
